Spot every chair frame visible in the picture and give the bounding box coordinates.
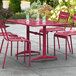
[0,32,18,55]
[39,11,70,53]
[0,20,31,68]
[54,14,76,60]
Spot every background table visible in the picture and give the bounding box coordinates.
[6,19,69,61]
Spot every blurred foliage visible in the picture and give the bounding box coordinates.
[25,0,53,19]
[9,12,26,19]
[0,8,13,20]
[25,0,42,18]
[30,0,42,9]
[0,15,5,21]
[48,0,59,8]
[0,0,3,9]
[2,0,76,27]
[48,0,76,26]
[70,0,76,6]
[9,0,51,19]
[21,0,30,1]
[9,0,42,19]
[39,4,53,19]
[30,0,43,5]
[59,19,67,23]
[9,0,21,13]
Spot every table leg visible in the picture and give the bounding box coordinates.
[32,26,57,61]
[26,26,40,53]
[43,26,46,56]
[16,26,40,56]
[27,26,30,50]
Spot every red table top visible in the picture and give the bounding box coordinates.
[6,19,69,27]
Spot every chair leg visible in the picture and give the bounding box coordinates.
[67,38,71,53]
[2,41,9,69]
[11,41,12,56]
[29,42,31,66]
[24,42,26,63]
[17,41,18,60]
[0,39,4,53]
[39,34,41,50]
[54,35,55,56]
[65,38,67,60]
[70,36,73,54]
[57,37,60,49]
[47,32,48,53]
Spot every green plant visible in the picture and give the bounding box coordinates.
[49,0,59,8]
[0,8,13,19]
[0,0,3,9]
[46,0,50,5]
[39,4,53,19]
[9,12,26,19]
[30,0,42,9]
[30,0,35,5]
[47,0,76,27]
[0,16,5,20]
[39,0,43,5]
[25,0,43,18]
[30,0,43,5]
[9,0,21,13]
[59,0,71,7]
[21,0,30,1]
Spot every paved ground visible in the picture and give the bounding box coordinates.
[0,24,76,76]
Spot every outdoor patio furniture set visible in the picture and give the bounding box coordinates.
[0,11,76,69]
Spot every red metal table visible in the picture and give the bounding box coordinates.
[6,19,69,61]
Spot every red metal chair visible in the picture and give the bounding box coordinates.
[54,14,76,60]
[0,30,18,56]
[0,20,31,68]
[39,11,70,53]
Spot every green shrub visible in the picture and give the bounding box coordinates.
[9,0,21,13]
[9,12,26,19]
[46,0,50,5]
[48,0,59,8]
[59,19,67,23]
[30,0,35,5]
[30,0,43,5]
[9,11,38,19]
[25,0,43,18]
[0,0,3,9]
[0,16,5,20]
[39,0,43,5]
[30,0,42,9]
[21,0,30,1]
[0,8,13,19]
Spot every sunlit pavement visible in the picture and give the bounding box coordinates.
[0,24,76,76]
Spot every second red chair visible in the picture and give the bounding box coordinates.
[39,11,70,53]
[54,14,76,60]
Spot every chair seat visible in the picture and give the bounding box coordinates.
[0,32,18,37]
[40,27,65,32]
[54,30,76,38]
[8,36,29,42]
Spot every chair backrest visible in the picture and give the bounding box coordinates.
[0,20,9,40]
[70,13,76,30]
[58,11,70,23]
[57,11,70,30]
